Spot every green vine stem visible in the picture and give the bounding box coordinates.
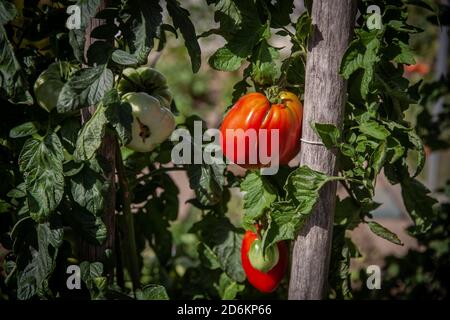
[115,144,141,291]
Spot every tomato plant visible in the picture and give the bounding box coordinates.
[0,0,448,302]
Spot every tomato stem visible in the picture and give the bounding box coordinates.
[264,86,283,105]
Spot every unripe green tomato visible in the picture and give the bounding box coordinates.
[118,67,172,108]
[248,238,280,273]
[122,92,176,153]
[33,62,69,112]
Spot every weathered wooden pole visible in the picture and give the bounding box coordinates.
[288,0,356,299]
[79,0,116,272]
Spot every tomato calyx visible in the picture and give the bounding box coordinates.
[263,86,283,105]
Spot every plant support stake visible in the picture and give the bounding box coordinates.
[288,0,357,299]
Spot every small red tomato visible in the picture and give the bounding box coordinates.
[241,229,288,293]
[220,91,303,168]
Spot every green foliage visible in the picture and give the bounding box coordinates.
[0,0,445,301]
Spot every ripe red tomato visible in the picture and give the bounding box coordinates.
[404,62,430,76]
[220,91,303,168]
[241,229,288,293]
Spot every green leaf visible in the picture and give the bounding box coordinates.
[70,158,109,216]
[86,41,113,65]
[0,0,16,24]
[73,105,108,162]
[340,32,380,98]
[129,1,163,64]
[60,118,81,154]
[61,205,107,244]
[214,229,245,283]
[209,46,243,71]
[386,136,405,164]
[263,201,299,249]
[57,65,113,113]
[401,177,437,234]
[103,89,133,146]
[267,0,293,28]
[191,216,245,282]
[17,222,63,299]
[313,123,340,149]
[136,285,169,300]
[111,49,139,66]
[295,11,312,46]
[241,171,277,221]
[166,0,201,73]
[187,163,225,206]
[407,130,425,177]
[392,41,416,65]
[0,24,33,104]
[10,122,38,139]
[359,120,390,140]
[368,221,403,245]
[264,166,340,249]
[207,0,247,31]
[372,141,387,174]
[335,197,361,230]
[19,133,65,222]
[80,261,104,292]
[250,41,280,86]
[198,243,220,270]
[215,272,245,300]
[7,182,26,198]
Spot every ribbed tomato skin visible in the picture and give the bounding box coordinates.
[241,230,288,293]
[219,92,302,168]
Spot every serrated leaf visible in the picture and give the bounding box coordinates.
[335,197,361,230]
[401,177,437,234]
[10,122,38,138]
[199,243,220,270]
[209,46,243,71]
[73,105,108,161]
[60,118,81,154]
[0,25,33,104]
[407,130,425,177]
[70,158,109,216]
[103,89,133,146]
[129,1,163,64]
[359,120,390,140]
[250,41,279,86]
[0,0,16,24]
[16,222,63,300]
[214,229,245,282]
[61,205,107,244]
[136,285,169,300]
[241,171,277,221]
[19,133,65,222]
[187,163,225,206]
[392,41,416,65]
[111,49,139,66]
[166,0,201,73]
[368,221,403,245]
[372,141,387,174]
[215,272,245,300]
[264,166,340,249]
[57,65,113,113]
[313,123,340,148]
